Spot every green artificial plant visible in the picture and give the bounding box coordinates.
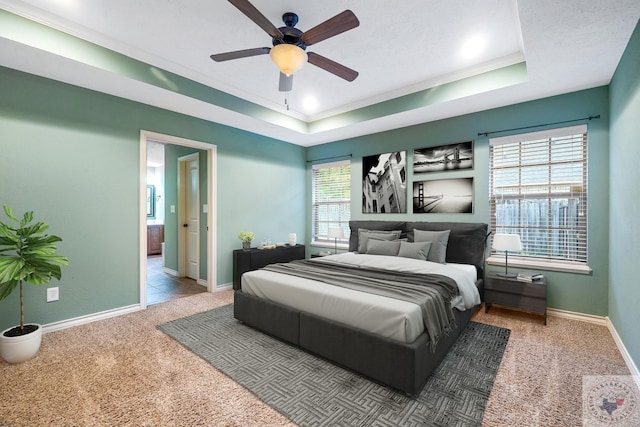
[0,206,69,335]
[237,231,255,242]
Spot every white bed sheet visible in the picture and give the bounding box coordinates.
[241,253,480,344]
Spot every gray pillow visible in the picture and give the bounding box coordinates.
[366,239,401,256]
[349,221,406,252]
[413,229,451,263]
[398,241,432,260]
[357,229,402,253]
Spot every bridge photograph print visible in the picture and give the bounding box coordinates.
[413,141,473,173]
[413,178,473,213]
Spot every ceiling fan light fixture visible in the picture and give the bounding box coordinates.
[270,44,307,76]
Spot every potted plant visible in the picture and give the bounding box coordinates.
[237,231,255,250]
[0,206,69,363]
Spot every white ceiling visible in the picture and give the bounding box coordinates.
[0,0,638,146]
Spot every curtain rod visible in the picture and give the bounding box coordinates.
[477,115,600,137]
[306,154,352,163]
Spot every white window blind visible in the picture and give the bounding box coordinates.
[489,125,588,264]
[312,160,351,245]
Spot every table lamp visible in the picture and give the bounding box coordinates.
[492,233,522,278]
[328,227,345,254]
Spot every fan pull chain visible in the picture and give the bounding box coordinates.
[284,93,290,111]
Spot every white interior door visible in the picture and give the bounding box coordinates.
[185,158,199,279]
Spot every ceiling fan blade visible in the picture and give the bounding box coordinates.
[302,10,359,46]
[307,52,359,82]
[228,0,283,39]
[279,73,293,92]
[210,47,270,62]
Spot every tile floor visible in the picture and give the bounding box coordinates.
[146,255,207,305]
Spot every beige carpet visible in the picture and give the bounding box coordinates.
[0,290,633,426]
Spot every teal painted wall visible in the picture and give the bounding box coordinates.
[307,87,610,316]
[609,20,640,370]
[0,66,306,330]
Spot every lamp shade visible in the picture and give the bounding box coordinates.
[269,44,307,76]
[492,234,522,252]
[328,227,345,239]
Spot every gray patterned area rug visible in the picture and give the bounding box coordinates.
[158,304,510,427]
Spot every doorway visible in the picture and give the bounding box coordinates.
[139,131,217,309]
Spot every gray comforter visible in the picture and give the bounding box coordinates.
[263,259,459,350]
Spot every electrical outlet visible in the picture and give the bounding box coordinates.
[46,287,59,302]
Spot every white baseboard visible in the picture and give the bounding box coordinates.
[164,269,209,288]
[606,318,640,391]
[42,304,142,334]
[215,282,232,292]
[163,267,179,277]
[547,308,608,325]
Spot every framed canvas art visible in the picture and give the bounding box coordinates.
[412,178,473,213]
[413,141,473,173]
[362,151,407,213]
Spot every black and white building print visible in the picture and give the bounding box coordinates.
[413,141,473,173]
[413,178,473,213]
[362,151,407,213]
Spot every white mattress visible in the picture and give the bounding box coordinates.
[241,252,480,344]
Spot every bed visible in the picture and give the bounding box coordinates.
[233,221,489,396]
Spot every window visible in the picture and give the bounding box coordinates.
[312,160,351,246]
[489,125,588,268]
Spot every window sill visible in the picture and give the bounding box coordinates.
[486,255,592,275]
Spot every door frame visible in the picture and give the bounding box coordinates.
[139,130,217,309]
[178,152,199,280]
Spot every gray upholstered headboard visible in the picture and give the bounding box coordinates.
[348,220,489,279]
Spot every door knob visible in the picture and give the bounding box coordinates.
[183,223,188,228]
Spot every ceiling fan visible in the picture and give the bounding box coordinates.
[210,0,360,92]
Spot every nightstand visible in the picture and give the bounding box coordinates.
[233,244,305,290]
[484,273,547,325]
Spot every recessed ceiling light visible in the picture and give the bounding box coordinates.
[55,0,81,9]
[302,96,318,112]
[461,36,485,59]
